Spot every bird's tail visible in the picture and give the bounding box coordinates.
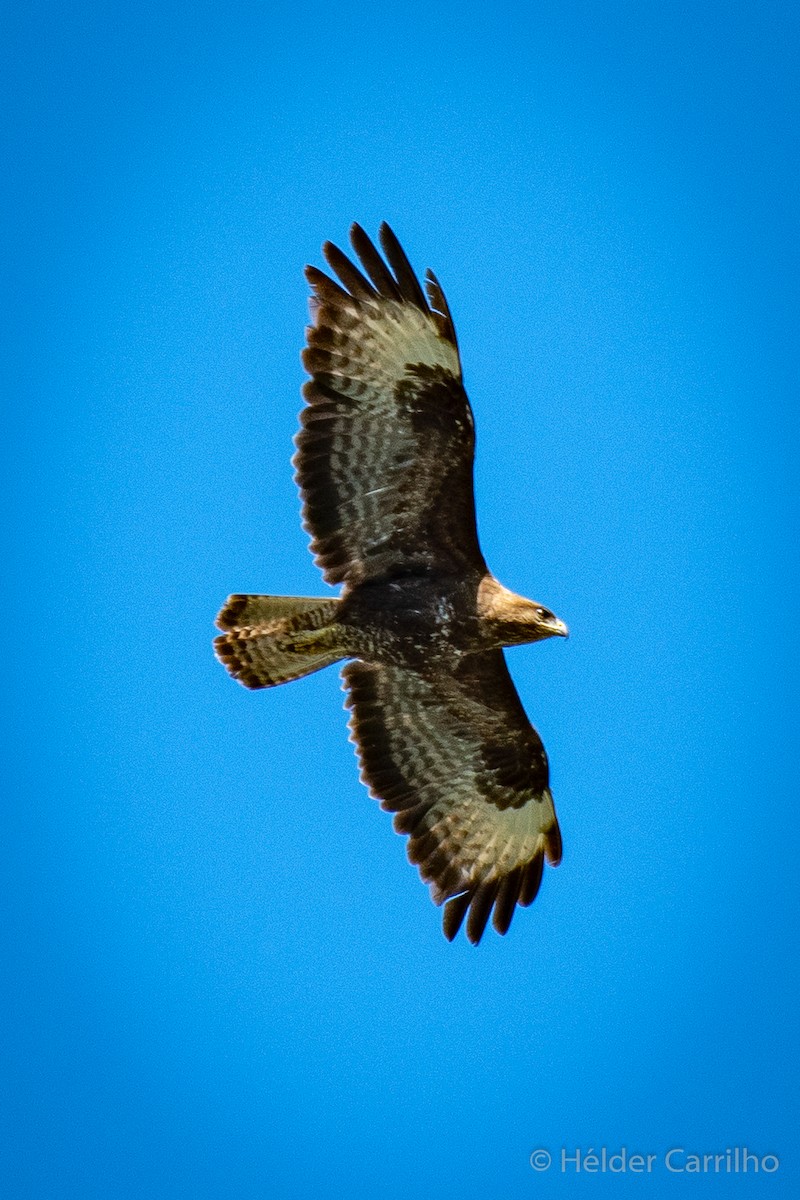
[214,594,345,689]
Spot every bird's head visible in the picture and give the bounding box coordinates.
[477,576,569,647]
[527,601,569,642]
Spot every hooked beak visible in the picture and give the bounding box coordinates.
[546,616,569,639]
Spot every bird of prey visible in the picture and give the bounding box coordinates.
[215,224,568,944]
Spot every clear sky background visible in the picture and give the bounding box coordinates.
[4,2,799,1197]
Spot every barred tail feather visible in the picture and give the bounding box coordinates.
[214,594,344,689]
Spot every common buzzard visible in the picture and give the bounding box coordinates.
[215,224,568,944]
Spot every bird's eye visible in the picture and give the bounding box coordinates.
[536,607,553,621]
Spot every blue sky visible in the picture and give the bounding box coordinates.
[4,2,799,1196]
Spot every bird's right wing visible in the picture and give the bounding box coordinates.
[294,223,486,586]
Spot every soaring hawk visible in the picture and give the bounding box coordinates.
[215,224,568,944]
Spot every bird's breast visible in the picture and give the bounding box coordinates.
[338,574,483,665]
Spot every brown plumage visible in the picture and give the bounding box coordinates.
[215,223,568,944]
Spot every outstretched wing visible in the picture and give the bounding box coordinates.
[343,651,562,944]
[294,223,486,587]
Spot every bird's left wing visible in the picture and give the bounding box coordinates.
[343,652,562,944]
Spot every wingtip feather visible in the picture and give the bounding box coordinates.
[442,891,472,942]
[377,223,429,310]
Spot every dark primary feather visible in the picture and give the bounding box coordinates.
[424,269,459,349]
[294,224,482,587]
[322,240,377,301]
[378,222,430,310]
[349,223,403,300]
[343,652,561,945]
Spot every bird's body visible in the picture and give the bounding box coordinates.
[215,224,568,944]
[336,572,557,666]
